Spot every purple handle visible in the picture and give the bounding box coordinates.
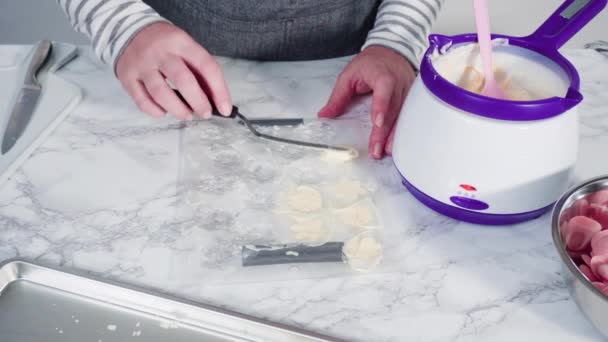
[526,0,607,49]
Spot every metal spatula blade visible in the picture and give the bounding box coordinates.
[174,90,357,154]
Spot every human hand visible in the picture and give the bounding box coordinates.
[115,22,232,120]
[318,46,416,159]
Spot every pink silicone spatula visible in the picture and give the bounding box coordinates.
[473,0,507,99]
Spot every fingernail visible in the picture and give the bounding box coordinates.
[375,113,384,128]
[203,110,212,119]
[373,143,382,158]
[386,139,393,154]
[219,101,232,116]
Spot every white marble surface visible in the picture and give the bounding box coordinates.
[1,44,608,341]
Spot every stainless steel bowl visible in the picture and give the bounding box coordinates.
[552,175,608,337]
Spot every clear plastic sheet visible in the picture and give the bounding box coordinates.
[171,115,403,284]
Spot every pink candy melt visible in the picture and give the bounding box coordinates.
[581,264,599,282]
[591,230,608,256]
[561,190,608,296]
[568,249,585,262]
[589,204,608,229]
[587,189,608,206]
[591,254,608,281]
[582,254,592,267]
[564,216,601,251]
[573,198,591,217]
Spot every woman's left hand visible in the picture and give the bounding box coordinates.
[318,46,416,159]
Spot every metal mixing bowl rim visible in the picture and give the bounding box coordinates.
[551,174,608,302]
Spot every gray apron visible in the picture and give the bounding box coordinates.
[143,0,380,61]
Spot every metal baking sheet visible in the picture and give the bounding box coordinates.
[0,259,344,342]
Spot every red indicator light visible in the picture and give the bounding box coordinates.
[460,184,477,191]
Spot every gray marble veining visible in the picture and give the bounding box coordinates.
[1,45,608,341]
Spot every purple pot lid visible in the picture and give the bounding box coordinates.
[420,0,607,121]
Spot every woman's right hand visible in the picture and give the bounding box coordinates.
[115,22,232,120]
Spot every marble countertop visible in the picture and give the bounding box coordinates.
[1,44,608,342]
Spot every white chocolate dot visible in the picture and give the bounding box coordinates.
[287,186,323,213]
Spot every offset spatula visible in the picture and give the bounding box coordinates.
[241,242,345,266]
[211,105,356,153]
[1,40,53,154]
[174,90,356,154]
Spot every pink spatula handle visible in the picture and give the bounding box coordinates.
[472,0,494,83]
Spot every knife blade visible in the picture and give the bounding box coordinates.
[1,40,53,154]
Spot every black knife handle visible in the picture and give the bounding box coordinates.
[25,40,53,86]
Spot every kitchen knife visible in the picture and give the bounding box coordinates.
[1,40,53,154]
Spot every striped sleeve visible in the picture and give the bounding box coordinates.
[363,0,445,69]
[56,0,169,73]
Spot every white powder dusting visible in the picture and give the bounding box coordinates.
[286,251,299,256]
[290,218,331,244]
[107,324,117,331]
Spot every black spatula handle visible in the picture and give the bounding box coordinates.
[173,88,238,119]
[242,242,345,266]
[211,104,239,119]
